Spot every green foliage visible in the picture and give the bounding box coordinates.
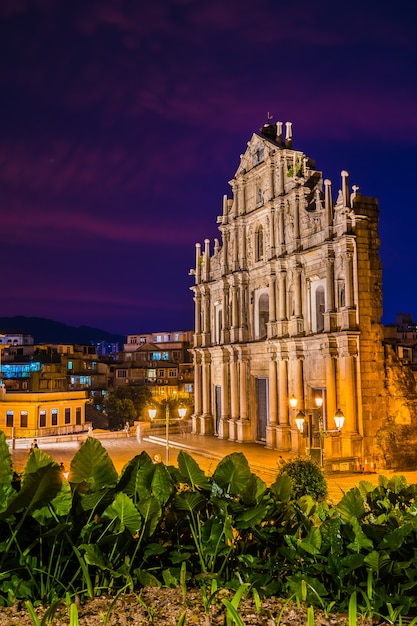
[102,386,152,429]
[277,457,328,501]
[3,429,417,623]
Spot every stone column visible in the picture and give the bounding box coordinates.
[241,224,247,268]
[269,275,276,323]
[202,286,211,347]
[278,272,286,319]
[233,226,239,272]
[338,351,360,458]
[276,358,291,450]
[236,357,251,442]
[269,207,276,257]
[195,243,201,283]
[221,286,229,344]
[345,251,354,308]
[199,352,214,435]
[326,258,335,312]
[192,352,202,434]
[266,355,278,448]
[290,357,304,453]
[232,183,239,218]
[269,161,275,200]
[324,179,333,229]
[325,355,337,428]
[195,292,201,334]
[341,170,350,208]
[277,203,285,253]
[293,196,300,241]
[232,286,239,327]
[294,268,302,317]
[228,352,239,441]
[217,354,230,439]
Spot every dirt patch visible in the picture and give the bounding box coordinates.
[0,588,387,625]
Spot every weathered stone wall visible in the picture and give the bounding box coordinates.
[375,344,417,469]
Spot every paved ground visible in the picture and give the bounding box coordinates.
[8,430,417,503]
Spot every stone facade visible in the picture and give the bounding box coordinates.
[190,121,387,466]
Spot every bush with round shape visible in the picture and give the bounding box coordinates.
[278,456,328,501]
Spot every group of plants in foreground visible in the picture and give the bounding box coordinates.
[1,431,417,624]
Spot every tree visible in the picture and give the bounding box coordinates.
[102,395,136,431]
[100,386,153,430]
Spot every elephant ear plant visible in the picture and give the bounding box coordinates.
[171,451,272,587]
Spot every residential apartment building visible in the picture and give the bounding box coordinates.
[114,330,194,401]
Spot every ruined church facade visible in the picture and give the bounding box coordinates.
[190,122,386,466]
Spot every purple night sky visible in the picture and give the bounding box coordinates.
[1,0,416,335]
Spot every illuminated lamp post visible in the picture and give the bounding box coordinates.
[294,395,345,467]
[148,402,187,466]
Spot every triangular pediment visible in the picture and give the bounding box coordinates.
[234,133,270,178]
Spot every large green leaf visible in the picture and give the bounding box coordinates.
[240,474,268,506]
[177,451,211,491]
[212,453,252,495]
[80,543,124,577]
[347,517,373,552]
[31,481,73,524]
[379,522,415,551]
[0,452,62,518]
[0,430,12,488]
[137,495,162,537]
[336,488,366,522]
[173,490,207,514]
[117,451,154,500]
[235,501,271,529]
[386,474,408,493]
[151,463,174,506]
[270,474,293,502]
[297,526,322,555]
[69,437,118,492]
[102,491,142,535]
[357,480,377,501]
[363,549,391,573]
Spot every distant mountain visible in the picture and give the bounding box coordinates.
[0,316,125,345]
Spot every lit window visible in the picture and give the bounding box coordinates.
[52,409,58,426]
[6,410,13,427]
[20,411,28,428]
[169,369,177,377]
[39,410,46,428]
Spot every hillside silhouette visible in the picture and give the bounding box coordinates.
[0,316,124,345]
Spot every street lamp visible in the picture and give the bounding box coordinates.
[148,402,187,465]
[294,396,345,467]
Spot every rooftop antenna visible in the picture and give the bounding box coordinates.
[266,112,273,123]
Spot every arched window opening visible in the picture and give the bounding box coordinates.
[256,188,264,206]
[338,279,346,308]
[258,292,269,338]
[315,286,325,332]
[255,225,264,262]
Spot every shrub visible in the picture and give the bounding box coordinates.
[278,456,328,500]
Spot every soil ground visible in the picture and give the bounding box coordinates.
[0,588,388,625]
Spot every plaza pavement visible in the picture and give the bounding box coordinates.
[8,430,417,503]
